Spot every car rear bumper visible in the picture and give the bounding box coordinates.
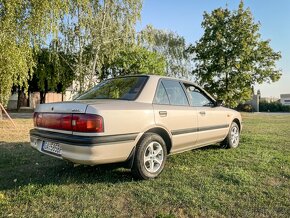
[30,129,137,165]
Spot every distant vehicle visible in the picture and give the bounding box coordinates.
[30,75,242,179]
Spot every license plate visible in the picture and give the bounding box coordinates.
[41,141,62,157]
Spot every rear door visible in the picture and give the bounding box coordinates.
[153,79,198,153]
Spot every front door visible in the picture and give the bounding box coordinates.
[184,85,229,146]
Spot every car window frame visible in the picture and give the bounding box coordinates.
[153,79,190,106]
[153,80,170,105]
[181,83,216,107]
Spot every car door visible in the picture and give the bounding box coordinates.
[153,79,199,153]
[184,84,229,146]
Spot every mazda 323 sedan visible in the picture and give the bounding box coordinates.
[30,75,242,179]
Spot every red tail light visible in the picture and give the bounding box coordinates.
[72,114,103,132]
[33,112,104,133]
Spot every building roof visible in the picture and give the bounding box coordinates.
[280,94,290,98]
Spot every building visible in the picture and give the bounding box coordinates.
[260,97,279,103]
[7,90,77,110]
[280,94,290,106]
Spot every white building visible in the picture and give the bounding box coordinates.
[280,94,290,106]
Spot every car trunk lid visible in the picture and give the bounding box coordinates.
[35,102,88,114]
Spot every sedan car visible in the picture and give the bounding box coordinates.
[30,75,242,179]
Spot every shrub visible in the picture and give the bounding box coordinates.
[259,101,290,112]
[236,103,253,112]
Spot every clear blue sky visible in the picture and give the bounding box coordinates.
[137,0,290,98]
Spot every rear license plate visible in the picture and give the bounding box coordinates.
[41,141,62,157]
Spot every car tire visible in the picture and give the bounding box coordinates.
[221,122,240,149]
[131,133,167,180]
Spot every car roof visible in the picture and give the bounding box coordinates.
[113,74,216,103]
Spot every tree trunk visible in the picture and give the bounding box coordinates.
[17,88,22,111]
[224,56,229,107]
[40,91,46,104]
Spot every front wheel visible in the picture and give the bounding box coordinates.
[131,133,167,180]
[221,122,240,149]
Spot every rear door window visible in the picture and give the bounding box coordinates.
[161,80,189,106]
[154,82,170,105]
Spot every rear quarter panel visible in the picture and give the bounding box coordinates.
[84,101,155,136]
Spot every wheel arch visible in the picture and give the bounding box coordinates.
[141,127,172,154]
[125,127,172,169]
[232,118,241,132]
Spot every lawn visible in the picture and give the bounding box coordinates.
[0,113,289,217]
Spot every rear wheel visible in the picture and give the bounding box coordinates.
[131,133,167,180]
[221,122,240,149]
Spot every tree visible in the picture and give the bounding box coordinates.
[29,47,75,103]
[188,1,282,107]
[104,45,166,77]
[138,25,191,78]
[0,0,142,106]
[0,0,68,106]
[61,0,142,92]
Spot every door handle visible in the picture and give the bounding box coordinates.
[199,111,206,115]
[159,111,167,117]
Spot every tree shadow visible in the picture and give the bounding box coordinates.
[0,142,135,191]
[8,112,33,119]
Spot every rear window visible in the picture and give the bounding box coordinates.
[76,76,148,100]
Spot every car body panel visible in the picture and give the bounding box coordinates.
[153,104,199,153]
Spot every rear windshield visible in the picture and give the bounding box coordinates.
[76,76,148,100]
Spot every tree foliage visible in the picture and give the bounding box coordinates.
[28,46,75,103]
[0,0,68,105]
[106,45,166,77]
[138,25,191,78]
[188,1,282,107]
[61,0,142,92]
[0,0,142,105]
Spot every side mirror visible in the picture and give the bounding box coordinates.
[215,99,224,107]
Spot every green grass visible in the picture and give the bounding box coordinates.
[0,113,290,217]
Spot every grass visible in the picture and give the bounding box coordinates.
[0,113,290,217]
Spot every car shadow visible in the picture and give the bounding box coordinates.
[0,142,135,191]
[194,143,222,151]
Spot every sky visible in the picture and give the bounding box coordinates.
[137,0,290,98]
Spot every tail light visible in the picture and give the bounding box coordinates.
[72,114,103,132]
[33,112,104,133]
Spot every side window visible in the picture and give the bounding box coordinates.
[186,85,214,107]
[154,82,170,105]
[162,80,189,106]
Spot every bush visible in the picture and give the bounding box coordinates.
[236,103,253,112]
[259,101,290,112]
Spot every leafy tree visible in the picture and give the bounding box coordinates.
[138,25,191,78]
[0,0,68,106]
[188,1,282,107]
[0,0,142,107]
[29,47,75,103]
[103,45,166,77]
[61,0,142,92]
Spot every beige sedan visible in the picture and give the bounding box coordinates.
[30,75,242,179]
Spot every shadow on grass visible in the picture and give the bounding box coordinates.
[0,142,134,191]
[8,112,33,119]
[195,143,222,151]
